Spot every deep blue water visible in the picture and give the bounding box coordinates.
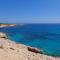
[0,24,60,57]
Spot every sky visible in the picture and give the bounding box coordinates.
[0,0,60,23]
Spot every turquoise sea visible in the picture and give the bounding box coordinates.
[0,24,60,57]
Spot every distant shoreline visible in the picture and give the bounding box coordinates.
[0,23,16,28]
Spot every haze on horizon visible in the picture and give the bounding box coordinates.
[0,0,60,23]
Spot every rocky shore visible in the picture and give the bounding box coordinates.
[0,32,60,60]
[0,23,16,28]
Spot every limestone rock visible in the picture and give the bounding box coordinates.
[0,32,6,38]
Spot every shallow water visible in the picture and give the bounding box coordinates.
[0,24,60,57]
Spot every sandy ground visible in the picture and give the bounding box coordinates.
[0,33,60,60]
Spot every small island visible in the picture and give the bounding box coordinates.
[0,23,16,28]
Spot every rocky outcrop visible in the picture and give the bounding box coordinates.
[0,32,7,38]
[27,46,43,54]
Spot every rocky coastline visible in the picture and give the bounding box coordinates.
[0,32,60,60]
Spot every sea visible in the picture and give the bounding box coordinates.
[0,24,60,57]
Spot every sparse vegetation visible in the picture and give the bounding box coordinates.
[0,45,4,49]
[10,47,15,50]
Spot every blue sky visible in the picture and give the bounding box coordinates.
[0,0,60,23]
